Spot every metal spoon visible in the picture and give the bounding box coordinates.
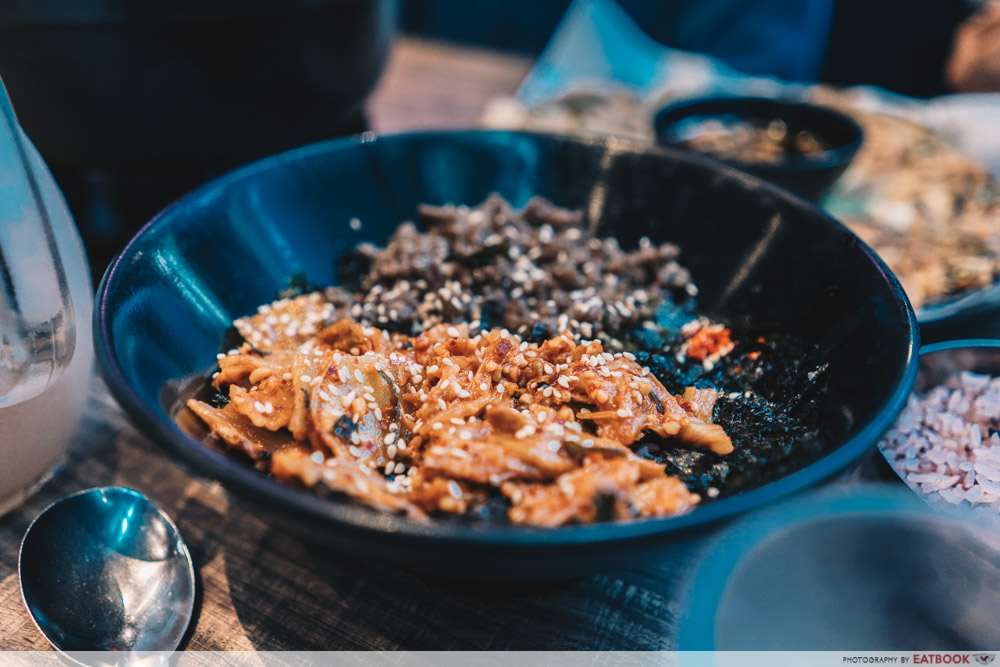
[18,487,195,659]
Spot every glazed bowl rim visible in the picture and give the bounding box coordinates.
[94,128,919,547]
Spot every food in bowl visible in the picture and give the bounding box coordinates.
[653,97,863,202]
[672,117,830,166]
[189,320,731,526]
[179,195,826,526]
[879,369,1000,518]
[486,86,1000,312]
[815,100,1000,311]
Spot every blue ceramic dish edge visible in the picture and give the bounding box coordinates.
[93,128,920,549]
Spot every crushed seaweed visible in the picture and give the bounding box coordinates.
[632,332,827,499]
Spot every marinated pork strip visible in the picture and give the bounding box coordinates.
[502,456,700,527]
[214,348,297,388]
[309,352,400,466]
[186,399,302,461]
[271,447,426,521]
[227,376,296,431]
[407,472,485,515]
[420,409,580,485]
[680,387,720,422]
[234,291,336,352]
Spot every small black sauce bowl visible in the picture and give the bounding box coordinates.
[654,96,864,202]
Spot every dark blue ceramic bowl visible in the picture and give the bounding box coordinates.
[654,96,864,202]
[95,130,917,581]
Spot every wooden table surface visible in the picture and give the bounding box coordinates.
[0,37,880,652]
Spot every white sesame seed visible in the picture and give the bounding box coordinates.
[514,425,536,439]
[459,431,473,440]
[557,376,571,388]
[446,326,460,337]
[354,369,364,382]
[310,451,324,464]
[448,480,463,498]
[387,445,397,459]
[385,432,397,445]
[433,422,444,430]
[496,384,505,394]
[254,401,266,413]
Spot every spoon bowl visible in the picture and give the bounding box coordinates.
[19,487,194,653]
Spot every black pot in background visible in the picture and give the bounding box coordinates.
[0,0,396,278]
[654,96,864,203]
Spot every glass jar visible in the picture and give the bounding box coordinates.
[0,78,92,515]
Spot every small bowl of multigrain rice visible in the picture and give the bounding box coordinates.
[879,339,1000,521]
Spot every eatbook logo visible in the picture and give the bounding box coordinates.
[973,656,995,665]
